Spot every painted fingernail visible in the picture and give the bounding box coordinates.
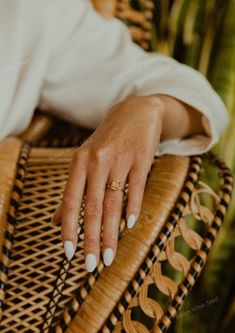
[85,254,97,272]
[64,241,75,261]
[103,248,114,266]
[127,214,136,229]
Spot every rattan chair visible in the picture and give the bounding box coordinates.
[0,1,233,332]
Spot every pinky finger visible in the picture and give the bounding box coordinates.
[126,164,150,229]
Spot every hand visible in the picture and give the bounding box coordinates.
[52,95,205,272]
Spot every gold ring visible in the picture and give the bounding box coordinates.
[106,179,124,192]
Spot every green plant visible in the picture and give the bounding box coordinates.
[151,1,235,332]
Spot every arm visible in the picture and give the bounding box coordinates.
[0,0,227,272]
[46,0,228,271]
[149,94,206,141]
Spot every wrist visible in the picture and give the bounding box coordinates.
[146,94,166,120]
[129,94,166,121]
[152,94,206,140]
[125,94,166,133]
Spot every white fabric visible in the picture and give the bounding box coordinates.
[0,0,228,155]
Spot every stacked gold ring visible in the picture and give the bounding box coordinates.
[106,179,124,192]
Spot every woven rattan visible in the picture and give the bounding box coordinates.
[0,141,232,332]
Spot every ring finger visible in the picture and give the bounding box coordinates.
[102,170,128,267]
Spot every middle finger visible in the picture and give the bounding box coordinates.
[84,163,109,272]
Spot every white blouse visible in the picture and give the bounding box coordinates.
[0,0,228,156]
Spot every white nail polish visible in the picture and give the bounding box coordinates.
[85,254,97,272]
[127,214,136,229]
[103,248,114,266]
[64,241,75,261]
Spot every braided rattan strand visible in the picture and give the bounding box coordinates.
[105,154,232,333]
[151,153,233,333]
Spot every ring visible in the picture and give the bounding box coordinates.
[106,179,124,192]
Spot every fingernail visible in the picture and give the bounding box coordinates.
[103,248,114,266]
[127,214,136,229]
[85,254,97,272]
[64,241,75,261]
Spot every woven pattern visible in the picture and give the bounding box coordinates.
[0,145,232,333]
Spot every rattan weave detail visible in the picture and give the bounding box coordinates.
[107,154,233,333]
[0,144,233,333]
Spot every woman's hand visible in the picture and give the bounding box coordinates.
[52,94,205,272]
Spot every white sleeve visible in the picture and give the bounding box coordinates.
[0,0,228,155]
[39,0,228,156]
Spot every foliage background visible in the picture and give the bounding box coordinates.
[150,0,235,332]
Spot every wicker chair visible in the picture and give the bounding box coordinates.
[0,1,233,332]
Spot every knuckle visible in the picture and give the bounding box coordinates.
[103,197,121,213]
[73,147,89,165]
[62,195,78,210]
[103,233,118,243]
[61,231,72,241]
[85,236,99,247]
[85,202,102,217]
[93,147,112,164]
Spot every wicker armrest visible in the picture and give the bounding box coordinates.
[0,141,232,333]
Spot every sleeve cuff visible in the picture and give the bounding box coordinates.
[155,135,214,156]
[153,95,220,157]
